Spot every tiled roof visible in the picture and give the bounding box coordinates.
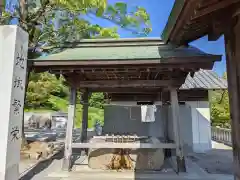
[34,38,220,61]
[181,69,228,90]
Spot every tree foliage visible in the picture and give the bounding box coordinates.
[26,72,69,110]
[89,93,105,109]
[1,0,151,56]
[209,72,230,128]
[0,0,151,108]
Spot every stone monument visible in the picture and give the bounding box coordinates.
[0,25,28,180]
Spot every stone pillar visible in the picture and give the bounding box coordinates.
[170,89,186,172]
[0,25,28,180]
[62,86,76,171]
[81,90,89,143]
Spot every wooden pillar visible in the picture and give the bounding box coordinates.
[62,86,76,171]
[163,103,172,158]
[163,104,169,142]
[21,67,31,148]
[170,88,186,172]
[81,90,89,143]
[224,15,240,180]
[161,91,169,142]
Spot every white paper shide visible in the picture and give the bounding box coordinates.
[141,105,157,122]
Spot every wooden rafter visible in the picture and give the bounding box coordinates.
[169,0,197,43]
[192,0,240,20]
[198,0,219,9]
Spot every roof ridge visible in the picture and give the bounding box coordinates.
[63,37,163,44]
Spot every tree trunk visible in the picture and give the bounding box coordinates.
[0,0,3,17]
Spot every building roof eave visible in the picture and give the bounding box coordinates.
[161,0,240,45]
[161,0,187,43]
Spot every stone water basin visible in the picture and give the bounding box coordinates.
[88,136,165,171]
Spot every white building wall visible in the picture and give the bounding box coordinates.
[186,101,212,153]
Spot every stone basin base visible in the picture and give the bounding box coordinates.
[88,137,164,171]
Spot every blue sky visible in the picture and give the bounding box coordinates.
[89,0,226,76]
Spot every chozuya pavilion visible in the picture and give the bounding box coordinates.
[30,38,227,172]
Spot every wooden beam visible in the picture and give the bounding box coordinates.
[193,0,240,20]
[62,86,77,171]
[110,94,160,102]
[77,80,184,88]
[72,142,176,149]
[168,0,197,44]
[208,21,223,41]
[208,14,236,41]
[33,62,215,75]
[33,59,161,66]
[170,88,186,173]
[198,0,219,9]
[224,15,240,180]
[88,88,162,93]
[107,90,209,102]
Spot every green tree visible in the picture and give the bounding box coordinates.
[0,0,151,147]
[89,93,105,109]
[210,72,230,128]
[26,72,68,109]
[1,0,151,55]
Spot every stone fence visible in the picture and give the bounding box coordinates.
[24,112,68,128]
[211,126,232,146]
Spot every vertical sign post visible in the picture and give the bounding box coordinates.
[0,25,28,180]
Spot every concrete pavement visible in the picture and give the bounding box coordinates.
[19,141,234,180]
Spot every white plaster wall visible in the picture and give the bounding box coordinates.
[186,101,212,153]
[166,101,211,153]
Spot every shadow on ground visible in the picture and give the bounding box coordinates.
[188,148,233,175]
[19,150,64,180]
